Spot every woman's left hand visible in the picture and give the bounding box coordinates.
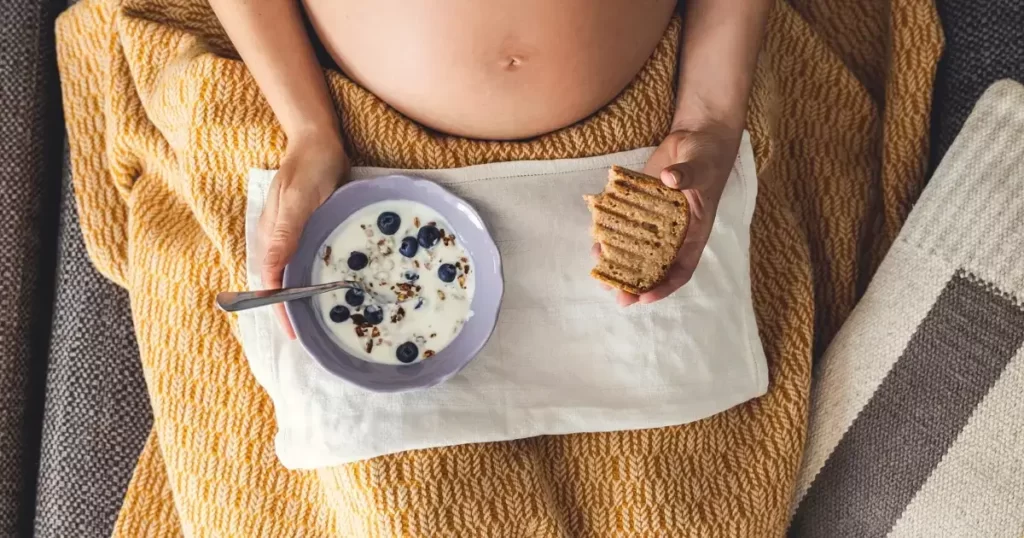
[599,122,742,306]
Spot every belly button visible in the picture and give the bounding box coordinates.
[504,56,524,70]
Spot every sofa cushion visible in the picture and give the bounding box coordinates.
[0,0,66,534]
[930,0,1024,168]
[32,151,152,538]
[791,80,1024,538]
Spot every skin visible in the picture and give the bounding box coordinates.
[621,0,773,307]
[302,0,677,140]
[209,0,773,337]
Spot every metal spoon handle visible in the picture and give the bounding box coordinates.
[215,281,356,312]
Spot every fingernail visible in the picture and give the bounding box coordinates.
[663,170,681,188]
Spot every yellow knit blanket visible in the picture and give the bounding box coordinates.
[56,0,942,535]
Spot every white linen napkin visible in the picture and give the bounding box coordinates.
[238,134,767,470]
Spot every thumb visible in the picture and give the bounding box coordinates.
[261,194,316,290]
[659,132,719,191]
[661,157,719,222]
[261,193,317,341]
[659,161,701,191]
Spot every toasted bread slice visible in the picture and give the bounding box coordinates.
[583,165,690,295]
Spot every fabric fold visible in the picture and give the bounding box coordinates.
[56,0,942,535]
[240,142,767,469]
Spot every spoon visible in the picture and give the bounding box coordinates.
[215,280,399,313]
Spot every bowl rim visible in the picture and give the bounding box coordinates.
[282,174,503,393]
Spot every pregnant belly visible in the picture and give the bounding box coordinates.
[303,0,677,140]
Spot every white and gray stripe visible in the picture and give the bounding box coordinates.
[889,344,1024,537]
[790,80,1024,537]
[791,272,1024,537]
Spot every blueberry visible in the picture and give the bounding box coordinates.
[329,305,350,323]
[396,342,419,363]
[347,251,369,270]
[363,305,384,325]
[417,225,441,249]
[399,236,419,258]
[437,263,457,283]
[404,270,420,282]
[345,288,365,307]
[377,212,401,235]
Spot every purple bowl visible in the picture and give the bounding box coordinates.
[283,175,503,392]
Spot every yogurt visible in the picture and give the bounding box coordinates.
[312,200,475,364]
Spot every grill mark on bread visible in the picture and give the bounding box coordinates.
[607,187,682,218]
[592,271,648,294]
[596,257,647,278]
[604,190,677,219]
[591,206,662,240]
[594,224,662,250]
[600,243,645,264]
[585,165,690,294]
[611,178,685,204]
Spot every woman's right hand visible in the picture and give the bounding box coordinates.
[259,133,350,339]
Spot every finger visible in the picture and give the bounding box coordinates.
[264,221,299,338]
[660,161,700,190]
[642,138,674,178]
[261,194,317,339]
[261,186,319,281]
[659,131,721,188]
[258,175,283,246]
[637,244,701,304]
[663,164,720,224]
[617,290,639,307]
[664,161,724,193]
[634,193,716,301]
[637,263,695,303]
[254,176,296,338]
[637,210,715,304]
[274,304,297,340]
[261,224,295,291]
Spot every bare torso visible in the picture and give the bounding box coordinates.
[302,0,677,140]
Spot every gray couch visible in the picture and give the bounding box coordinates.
[0,0,1020,536]
[1,1,150,536]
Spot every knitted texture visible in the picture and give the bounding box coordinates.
[930,0,1024,169]
[32,151,151,538]
[791,80,1024,538]
[55,0,942,536]
[0,0,64,533]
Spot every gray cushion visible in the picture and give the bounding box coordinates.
[31,151,152,538]
[0,0,66,534]
[931,0,1024,168]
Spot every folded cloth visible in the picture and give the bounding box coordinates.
[55,0,942,535]
[791,80,1024,538]
[241,142,766,468]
